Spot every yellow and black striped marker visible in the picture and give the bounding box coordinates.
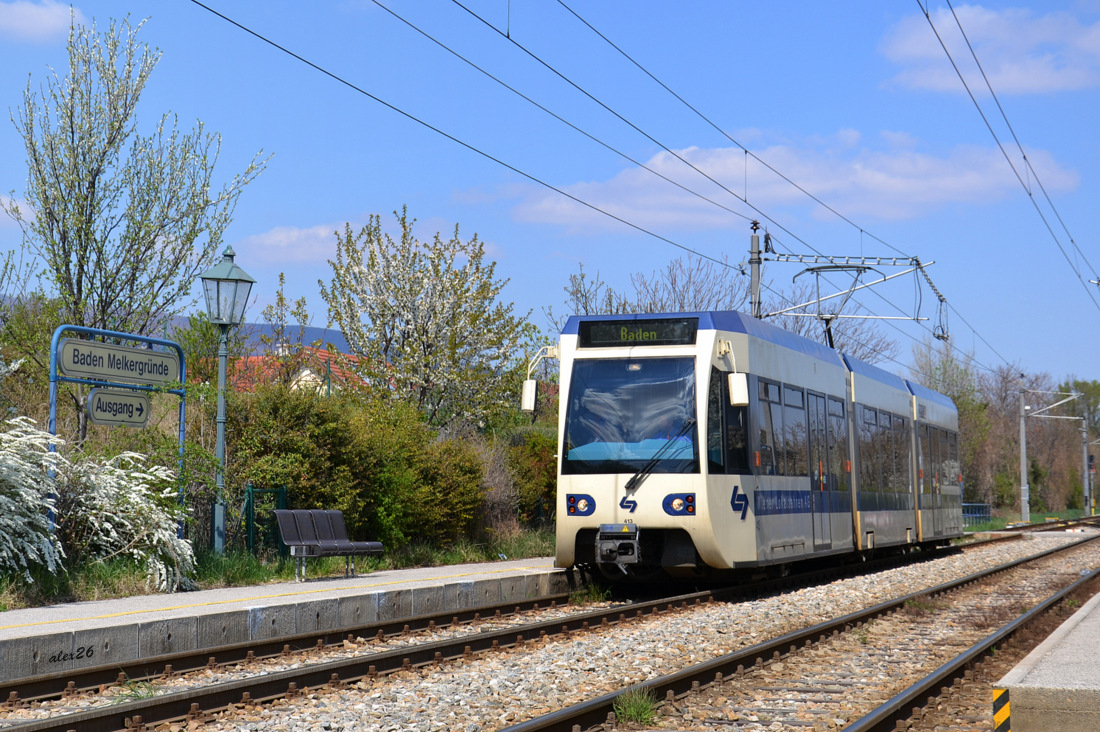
[993,687,1010,732]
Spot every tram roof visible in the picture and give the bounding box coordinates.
[842,353,908,390]
[562,310,844,363]
[905,378,957,410]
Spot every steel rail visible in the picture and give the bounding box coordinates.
[842,565,1100,732]
[0,537,1016,731]
[1000,514,1100,533]
[497,533,1099,732]
[2,590,716,732]
[3,536,989,707]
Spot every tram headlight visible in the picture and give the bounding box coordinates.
[566,493,595,516]
[662,492,696,516]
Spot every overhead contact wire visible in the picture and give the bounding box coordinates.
[369,0,754,225]
[920,0,1100,314]
[556,0,1005,372]
[185,0,728,269]
[449,0,823,256]
[555,0,911,258]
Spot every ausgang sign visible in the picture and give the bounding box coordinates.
[87,388,150,428]
[59,339,179,387]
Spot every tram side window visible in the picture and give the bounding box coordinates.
[827,397,850,492]
[919,424,933,494]
[784,386,808,476]
[879,412,893,492]
[860,406,878,492]
[707,369,724,473]
[726,398,750,476]
[946,431,960,487]
[756,380,782,475]
[893,416,910,493]
[934,427,947,491]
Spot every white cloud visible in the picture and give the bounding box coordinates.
[882,5,1100,93]
[234,223,339,266]
[0,1,84,43]
[512,131,1079,228]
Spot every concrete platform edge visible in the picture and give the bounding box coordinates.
[0,561,574,684]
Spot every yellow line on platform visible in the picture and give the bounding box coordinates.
[0,565,550,631]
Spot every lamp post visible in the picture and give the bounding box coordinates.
[199,245,255,553]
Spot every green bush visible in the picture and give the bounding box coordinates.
[414,438,484,545]
[227,386,487,550]
[508,428,557,526]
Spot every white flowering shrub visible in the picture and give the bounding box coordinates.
[0,417,64,581]
[56,453,196,592]
[0,356,193,591]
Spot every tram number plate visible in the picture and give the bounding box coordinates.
[598,523,637,537]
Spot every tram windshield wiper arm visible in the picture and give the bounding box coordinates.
[624,418,695,493]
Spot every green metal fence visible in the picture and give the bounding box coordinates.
[243,484,288,556]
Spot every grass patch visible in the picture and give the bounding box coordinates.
[964,517,1009,532]
[613,687,658,725]
[570,582,611,605]
[329,529,556,576]
[108,678,158,703]
[966,508,1091,534]
[0,557,166,609]
[193,549,296,587]
[902,596,945,617]
[65,558,152,601]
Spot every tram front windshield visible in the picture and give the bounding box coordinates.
[563,357,698,475]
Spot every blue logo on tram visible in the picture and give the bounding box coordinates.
[620,496,638,513]
[731,486,749,520]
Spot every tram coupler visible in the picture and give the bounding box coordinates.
[597,523,640,567]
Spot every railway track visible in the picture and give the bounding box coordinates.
[1000,513,1100,533]
[0,533,1078,732]
[0,537,982,718]
[502,533,1100,732]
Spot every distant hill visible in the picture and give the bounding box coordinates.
[167,317,350,353]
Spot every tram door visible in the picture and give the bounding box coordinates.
[920,426,943,536]
[808,393,832,549]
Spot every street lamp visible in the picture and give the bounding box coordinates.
[199,245,255,553]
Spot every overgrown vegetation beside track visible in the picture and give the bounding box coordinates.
[0,529,555,611]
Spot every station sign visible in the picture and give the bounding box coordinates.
[87,388,150,428]
[59,339,179,387]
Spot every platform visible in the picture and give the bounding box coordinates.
[996,583,1100,732]
[0,557,572,684]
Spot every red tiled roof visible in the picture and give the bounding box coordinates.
[217,347,367,392]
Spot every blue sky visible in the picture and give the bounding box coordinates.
[1,1,1098,382]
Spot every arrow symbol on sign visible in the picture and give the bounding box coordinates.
[136,402,144,417]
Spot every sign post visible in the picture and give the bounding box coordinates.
[58,339,179,387]
[49,326,187,534]
[86,388,151,428]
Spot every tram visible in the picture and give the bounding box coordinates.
[549,311,962,579]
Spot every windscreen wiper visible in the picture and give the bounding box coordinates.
[624,418,696,493]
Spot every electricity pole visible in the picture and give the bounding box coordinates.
[749,221,762,319]
[1020,389,1082,525]
[1020,390,1029,525]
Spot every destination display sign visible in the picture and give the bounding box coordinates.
[578,318,699,348]
[87,388,150,428]
[59,339,179,387]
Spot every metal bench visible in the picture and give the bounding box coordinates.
[273,509,384,581]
